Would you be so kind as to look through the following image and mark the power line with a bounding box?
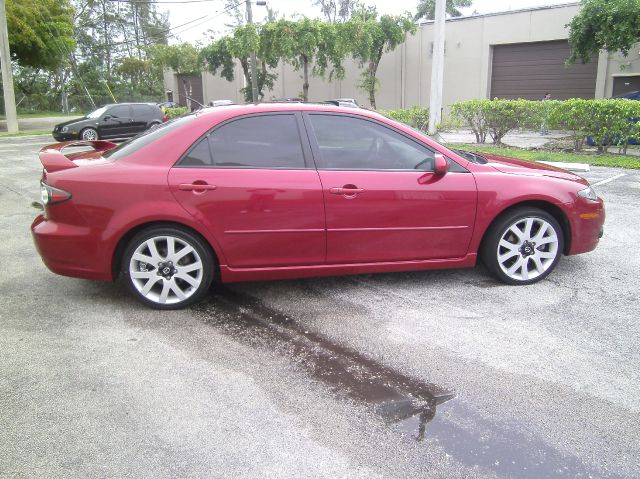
[106,0,219,3]
[32,0,96,107]
[106,0,245,48]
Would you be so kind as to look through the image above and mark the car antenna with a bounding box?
[185,96,205,109]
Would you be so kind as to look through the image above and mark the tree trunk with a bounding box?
[101,0,111,78]
[302,55,309,102]
[368,49,383,109]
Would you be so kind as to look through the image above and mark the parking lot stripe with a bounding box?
[592,173,626,187]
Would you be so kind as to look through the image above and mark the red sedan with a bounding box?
[32,103,605,309]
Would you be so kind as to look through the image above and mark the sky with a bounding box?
[162,0,577,45]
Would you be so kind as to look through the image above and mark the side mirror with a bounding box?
[434,154,448,175]
[103,115,111,121]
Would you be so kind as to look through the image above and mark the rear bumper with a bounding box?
[31,215,112,281]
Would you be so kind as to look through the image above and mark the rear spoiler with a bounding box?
[39,140,118,173]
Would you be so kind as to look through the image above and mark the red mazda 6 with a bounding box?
[32,103,605,309]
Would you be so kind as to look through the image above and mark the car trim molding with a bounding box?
[224,228,325,234]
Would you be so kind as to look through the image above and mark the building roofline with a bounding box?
[417,2,580,26]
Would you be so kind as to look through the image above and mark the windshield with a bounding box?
[103,113,197,160]
[87,106,108,119]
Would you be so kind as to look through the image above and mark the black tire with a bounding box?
[122,226,214,309]
[80,127,99,141]
[480,207,564,285]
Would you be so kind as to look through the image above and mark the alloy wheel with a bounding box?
[82,128,98,141]
[496,217,559,281]
[128,235,204,305]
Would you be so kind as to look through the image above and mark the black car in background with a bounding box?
[52,103,166,142]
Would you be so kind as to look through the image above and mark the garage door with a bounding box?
[490,40,598,100]
[613,76,640,97]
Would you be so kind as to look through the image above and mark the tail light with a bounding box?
[40,181,72,205]
[162,114,169,122]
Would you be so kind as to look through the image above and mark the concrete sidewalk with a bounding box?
[437,129,567,148]
[0,116,77,134]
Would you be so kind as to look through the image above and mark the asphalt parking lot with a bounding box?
[1,135,639,478]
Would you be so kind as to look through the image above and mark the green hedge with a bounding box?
[165,106,189,119]
[381,105,430,132]
[450,98,640,153]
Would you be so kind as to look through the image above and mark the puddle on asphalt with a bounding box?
[193,286,623,479]
[194,286,455,440]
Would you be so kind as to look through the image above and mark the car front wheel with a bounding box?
[481,207,564,285]
[81,127,98,141]
[122,226,214,309]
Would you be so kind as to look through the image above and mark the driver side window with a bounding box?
[308,114,435,171]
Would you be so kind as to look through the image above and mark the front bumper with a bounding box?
[567,197,605,255]
[52,131,79,142]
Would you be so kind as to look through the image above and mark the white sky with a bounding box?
[163,0,577,45]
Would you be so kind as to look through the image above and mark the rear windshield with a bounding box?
[103,114,196,160]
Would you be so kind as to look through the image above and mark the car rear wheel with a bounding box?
[122,226,214,309]
[481,207,564,285]
[81,128,98,141]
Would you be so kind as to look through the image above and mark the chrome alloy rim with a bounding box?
[129,236,203,305]
[82,129,97,140]
[497,217,559,281]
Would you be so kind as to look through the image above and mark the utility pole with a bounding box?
[246,0,259,103]
[0,0,18,134]
[428,0,446,135]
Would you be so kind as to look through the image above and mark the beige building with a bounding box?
[164,2,640,111]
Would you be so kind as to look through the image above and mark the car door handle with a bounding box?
[329,186,364,195]
[178,182,217,191]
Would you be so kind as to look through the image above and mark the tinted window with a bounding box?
[309,114,435,171]
[181,137,212,166]
[108,105,130,118]
[132,104,153,118]
[104,114,197,160]
[207,114,305,168]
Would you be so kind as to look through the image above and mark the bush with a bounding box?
[451,99,545,145]
[165,106,189,119]
[381,105,430,132]
[450,98,640,153]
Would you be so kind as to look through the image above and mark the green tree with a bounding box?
[347,13,415,109]
[567,0,640,64]
[200,24,277,101]
[314,0,364,23]
[6,0,75,70]
[261,18,346,101]
[414,0,472,21]
[148,43,201,75]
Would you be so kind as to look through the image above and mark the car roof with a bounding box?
[189,102,385,123]
[102,102,159,107]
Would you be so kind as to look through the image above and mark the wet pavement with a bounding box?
[1,136,639,478]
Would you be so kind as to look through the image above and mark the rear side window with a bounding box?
[181,137,212,166]
[132,104,154,118]
[205,114,305,168]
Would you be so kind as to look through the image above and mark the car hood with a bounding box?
[54,117,89,129]
[477,152,588,185]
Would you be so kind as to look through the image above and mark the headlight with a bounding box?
[61,126,69,133]
[578,186,598,201]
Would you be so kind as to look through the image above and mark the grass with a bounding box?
[0,112,78,119]
[449,143,640,169]
[0,130,50,138]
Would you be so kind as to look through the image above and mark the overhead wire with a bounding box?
[32,0,97,107]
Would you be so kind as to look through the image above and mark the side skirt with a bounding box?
[219,254,478,283]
